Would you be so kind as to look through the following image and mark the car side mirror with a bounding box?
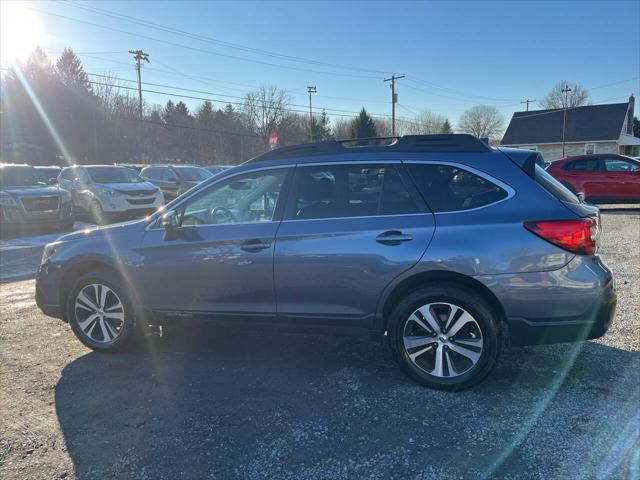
[577,192,585,203]
[161,211,181,240]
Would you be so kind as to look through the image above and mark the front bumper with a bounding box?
[1,202,74,227]
[476,255,616,346]
[99,193,164,214]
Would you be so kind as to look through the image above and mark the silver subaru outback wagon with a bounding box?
[35,135,616,390]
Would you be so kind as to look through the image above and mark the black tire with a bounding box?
[388,283,501,391]
[66,270,137,352]
[90,200,107,225]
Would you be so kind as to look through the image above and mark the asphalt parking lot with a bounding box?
[0,210,638,480]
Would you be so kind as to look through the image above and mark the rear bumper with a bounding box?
[476,254,616,346]
[506,286,616,345]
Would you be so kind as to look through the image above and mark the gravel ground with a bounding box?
[0,211,638,480]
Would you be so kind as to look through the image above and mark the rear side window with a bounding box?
[287,164,419,220]
[564,159,599,171]
[143,167,160,180]
[406,164,508,212]
[603,158,639,172]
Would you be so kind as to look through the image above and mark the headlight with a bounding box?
[41,242,63,264]
[94,187,117,197]
[0,192,17,207]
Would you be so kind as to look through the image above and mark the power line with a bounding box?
[62,0,394,76]
[307,86,317,142]
[21,4,384,80]
[520,98,535,111]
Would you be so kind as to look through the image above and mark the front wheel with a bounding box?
[388,283,501,390]
[67,271,137,351]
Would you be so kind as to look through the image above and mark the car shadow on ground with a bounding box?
[55,325,639,479]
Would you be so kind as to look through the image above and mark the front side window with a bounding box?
[406,163,508,212]
[178,169,287,226]
[286,164,419,220]
[174,166,212,182]
[603,158,639,172]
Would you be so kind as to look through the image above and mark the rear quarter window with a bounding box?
[406,163,508,212]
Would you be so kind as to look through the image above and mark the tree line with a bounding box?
[1,47,604,166]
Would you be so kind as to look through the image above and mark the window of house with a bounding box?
[287,164,419,220]
[406,164,508,212]
[584,144,596,155]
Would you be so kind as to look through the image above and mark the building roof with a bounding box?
[501,102,629,145]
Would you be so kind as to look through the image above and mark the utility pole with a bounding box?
[129,50,150,163]
[561,84,572,157]
[521,98,535,112]
[384,74,405,137]
[307,86,317,142]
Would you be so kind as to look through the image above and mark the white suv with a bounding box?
[58,165,164,224]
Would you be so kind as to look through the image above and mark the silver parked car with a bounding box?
[0,164,74,231]
[58,165,164,224]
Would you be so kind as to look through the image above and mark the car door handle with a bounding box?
[376,231,413,245]
[240,239,271,252]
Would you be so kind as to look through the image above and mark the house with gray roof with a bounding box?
[500,95,639,161]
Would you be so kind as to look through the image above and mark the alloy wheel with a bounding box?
[74,283,125,343]
[402,302,483,378]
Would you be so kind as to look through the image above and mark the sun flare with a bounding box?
[0,1,47,64]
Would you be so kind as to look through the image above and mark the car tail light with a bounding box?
[524,218,598,254]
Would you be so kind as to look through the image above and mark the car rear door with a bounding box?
[273,162,434,327]
[562,158,602,198]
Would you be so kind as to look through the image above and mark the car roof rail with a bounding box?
[247,134,491,163]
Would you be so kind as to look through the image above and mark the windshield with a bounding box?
[0,166,49,187]
[87,167,144,184]
[175,167,213,182]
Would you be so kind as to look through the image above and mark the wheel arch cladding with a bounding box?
[380,270,507,332]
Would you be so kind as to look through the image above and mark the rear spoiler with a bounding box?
[497,147,539,179]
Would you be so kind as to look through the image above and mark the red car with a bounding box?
[546,154,640,203]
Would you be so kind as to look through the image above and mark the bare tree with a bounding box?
[332,118,352,139]
[397,109,449,135]
[539,81,590,109]
[457,105,505,141]
[242,85,291,148]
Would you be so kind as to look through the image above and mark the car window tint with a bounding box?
[569,159,599,172]
[143,168,159,180]
[407,164,508,212]
[61,168,75,181]
[603,158,638,172]
[288,164,418,220]
[179,169,287,226]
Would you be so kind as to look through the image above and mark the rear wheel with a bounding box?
[388,283,501,390]
[67,271,137,351]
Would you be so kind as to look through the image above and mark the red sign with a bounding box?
[269,132,278,148]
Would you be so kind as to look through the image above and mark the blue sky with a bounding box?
[2,0,639,126]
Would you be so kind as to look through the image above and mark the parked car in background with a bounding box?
[141,165,213,201]
[58,165,164,224]
[34,165,62,185]
[117,163,145,173]
[35,135,615,390]
[0,164,74,231]
[546,154,640,203]
[204,164,234,176]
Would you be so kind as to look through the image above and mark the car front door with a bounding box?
[274,162,434,327]
[138,167,292,319]
[562,158,601,198]
[600,157,640,199]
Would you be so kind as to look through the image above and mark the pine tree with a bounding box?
[441,119,453,134]
[311,110,333,141]
[56,48,91,93]
[349,108,377,139]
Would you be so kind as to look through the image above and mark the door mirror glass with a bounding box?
[577,192,585,203]
[161,210,181,229]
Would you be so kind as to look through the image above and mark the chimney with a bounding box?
[628,94,635,135]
